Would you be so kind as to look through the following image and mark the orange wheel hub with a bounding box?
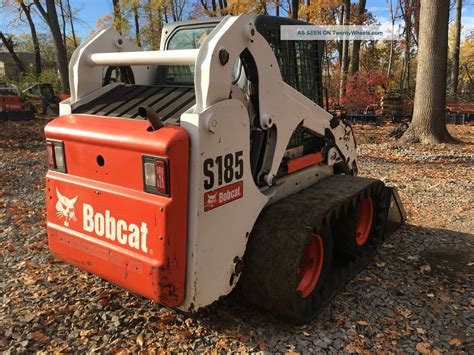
[297,234,324,297]
[355,197,374,246]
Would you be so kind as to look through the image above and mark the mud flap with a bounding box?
[382,187,406,238]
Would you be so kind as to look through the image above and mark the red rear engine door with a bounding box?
[44,115,189,307]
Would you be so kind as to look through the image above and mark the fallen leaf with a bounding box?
[427,293,435,298]
[357,320,370,326]
[23,279,36,285]
[448,338,462,347]
[376,262,386,268]
[160,315,175,325]
[416,327,426,335]
[396,306,412,319]
[439,294,451,302]
[79,329,94,337]
[30,331,48,342]
[239,335,251,342]
[416,342,431,354]
[420,264,431,274]
[303,331,311,336]
[136,334,144,347]
[257,339,267,351]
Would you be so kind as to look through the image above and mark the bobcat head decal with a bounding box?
[56,188,78,227]
[206,193,217,206]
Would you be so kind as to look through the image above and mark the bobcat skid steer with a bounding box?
[45,15,405,323]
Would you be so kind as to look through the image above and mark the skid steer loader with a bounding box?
[44,15,405,323]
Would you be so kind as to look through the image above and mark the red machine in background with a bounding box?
[0,84,34,121]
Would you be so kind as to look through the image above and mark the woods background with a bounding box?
[0,0,472,114]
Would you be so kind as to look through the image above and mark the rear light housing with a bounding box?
[46,140,66,173]
[142,155,170,196]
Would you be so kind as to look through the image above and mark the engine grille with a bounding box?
[73,84,196,122]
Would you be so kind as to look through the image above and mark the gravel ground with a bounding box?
[1,118,473,353]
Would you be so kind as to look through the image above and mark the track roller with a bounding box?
[333,183,385,259]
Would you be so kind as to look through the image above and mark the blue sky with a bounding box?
[1,0,473,40]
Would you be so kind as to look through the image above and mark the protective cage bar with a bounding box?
[87,49,199,66]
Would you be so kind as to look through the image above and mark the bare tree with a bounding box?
[386,0,400,78]
[399,0,413,91]
[19,1,42,75]
[58,0,67,50]
[350,0,366,75]
[33,0,69,92]
[65,0,77,48]
[401,0,455,144]
[0,32,26,74]
[339,0,350,98]
[412,0,420,44]
[450,0,462,98]
[218,0,227,15]
[211,0,217,14]
[200,0,214,16]
[275,0,280,16]
[174,0,187,21]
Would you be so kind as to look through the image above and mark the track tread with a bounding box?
[239,175,389,323]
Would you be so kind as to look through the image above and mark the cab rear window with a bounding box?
[163,25,241,85]
[163,26,214,84]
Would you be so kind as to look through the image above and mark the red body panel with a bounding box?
[44,115,189,307]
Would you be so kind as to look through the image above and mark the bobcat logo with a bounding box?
[206,193,217,206]
[56,188,78,227]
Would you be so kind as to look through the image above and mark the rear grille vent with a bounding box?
[73,84,196,122]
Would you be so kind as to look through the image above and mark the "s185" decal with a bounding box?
[203,151,243,190]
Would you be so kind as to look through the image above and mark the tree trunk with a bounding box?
[291,0,299,19]
[211,0,217,15]
[218,0,226,15]
[386,0,399,79]
[20,2,42,76]
[401,0,455,144]
[66,0,78,48]
[400,0,412,92]
[34,0,70,92]
[275,0,279,16]
[0,32,26,74]
[450,0,462,99]
[350,0,366,75]
[59,0,67,50]
[412,0,420,45]
[339,0,350,98]
[133,2,141,46]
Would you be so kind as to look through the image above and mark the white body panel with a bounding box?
[65,15,358,311]
[181,100,268,309]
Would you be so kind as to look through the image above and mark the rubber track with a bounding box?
[240,174,390,323]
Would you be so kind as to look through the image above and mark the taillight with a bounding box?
[143,156,170,196]
[46,140,66,173]
[46,141,55,169]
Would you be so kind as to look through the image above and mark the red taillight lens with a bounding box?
[143,156,169,196]
[46,140,66,172]
[46,141,56,169]
[155,160,168,195]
